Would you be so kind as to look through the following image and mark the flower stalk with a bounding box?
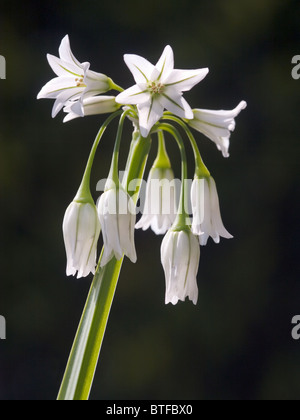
[57,131,151,400]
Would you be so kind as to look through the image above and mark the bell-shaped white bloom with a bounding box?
[97,186,137,267]
[191,176,233,245]
[116,45,209,137]
[63,201,101,278]
[161,228,200,305]
[63,96,120,122]
[37,35,111,118]
[136,167,177,235]
[188,101,247,157]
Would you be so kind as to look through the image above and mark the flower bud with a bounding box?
[136,166,177,235]
[63,201,101,278]
[63,96,120,122]
[191,176,233,245]
[161,228,200,305]
[97,186,137,267]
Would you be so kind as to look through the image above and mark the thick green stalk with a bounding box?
[57,132,151,401]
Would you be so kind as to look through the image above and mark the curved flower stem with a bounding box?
[162,113,210,179]
[108,109,132,187]
[57,131,151,401]
[74,110,123,202]
[108,78,124,93]
[157,123,189,231]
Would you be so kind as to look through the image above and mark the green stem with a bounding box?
[74,110,123,202]
[107,110,131,187]
[108,78,124,93]
[157,123,189,231]
[162,114,210,179]
[153,131,172,169]
[57,131,152,401]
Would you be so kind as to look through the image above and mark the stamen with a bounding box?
[75,76,86,88]
[148,80,165,95]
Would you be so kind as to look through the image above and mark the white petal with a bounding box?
[200,178,213,245]
[189,101,247,157]
[63,111,80,123]
[67,99,84,118]
[37,76,80,99]
[124,54,155,84]
[47,54,84,78]
[84,68,111,96]
[116,84,150,105]
[186,233,200,305]
[58,35,82,69]
[137,99,164,138]
[136,167,176,236]
[191,178,205,236]
[159,89,193,119]
[135,214,152,231]
[209,177,233,241]
[192,101,247,131]
[165,68,209,92]
[117,190,136,262]
[98,193,122,266]
[155,45,174,82]
[63,201,100,278]
[51,88,83,117]
[63,96,119,122]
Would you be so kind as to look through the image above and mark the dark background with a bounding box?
[0,0,300,400]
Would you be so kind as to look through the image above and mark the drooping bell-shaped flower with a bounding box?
[37,35,112,118]
[191,176,233,245]
[97,184,137,267]
[136,166,177,235]
[116,45,209,137]
[63,201,101,278]
[188,101,247,157]
[161,228,200,305]
[136,133,177,235]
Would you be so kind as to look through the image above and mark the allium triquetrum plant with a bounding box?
[37,35,246,400]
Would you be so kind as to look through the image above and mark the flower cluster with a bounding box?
[38,36,246,305]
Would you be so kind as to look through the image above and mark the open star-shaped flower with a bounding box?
[37,35,111,118]
[116,46,209,137]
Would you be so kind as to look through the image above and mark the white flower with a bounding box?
[63,201,101,278]
[63,96,120,122]
[97,186,137,267]
[161,229,200,305]
[135,167,177,235]
[37,35,111,118]
[191,176,233,245]
[188,101,247,157]
[115,45,209,137]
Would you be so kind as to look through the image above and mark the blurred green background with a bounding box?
[1,0,300,400]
